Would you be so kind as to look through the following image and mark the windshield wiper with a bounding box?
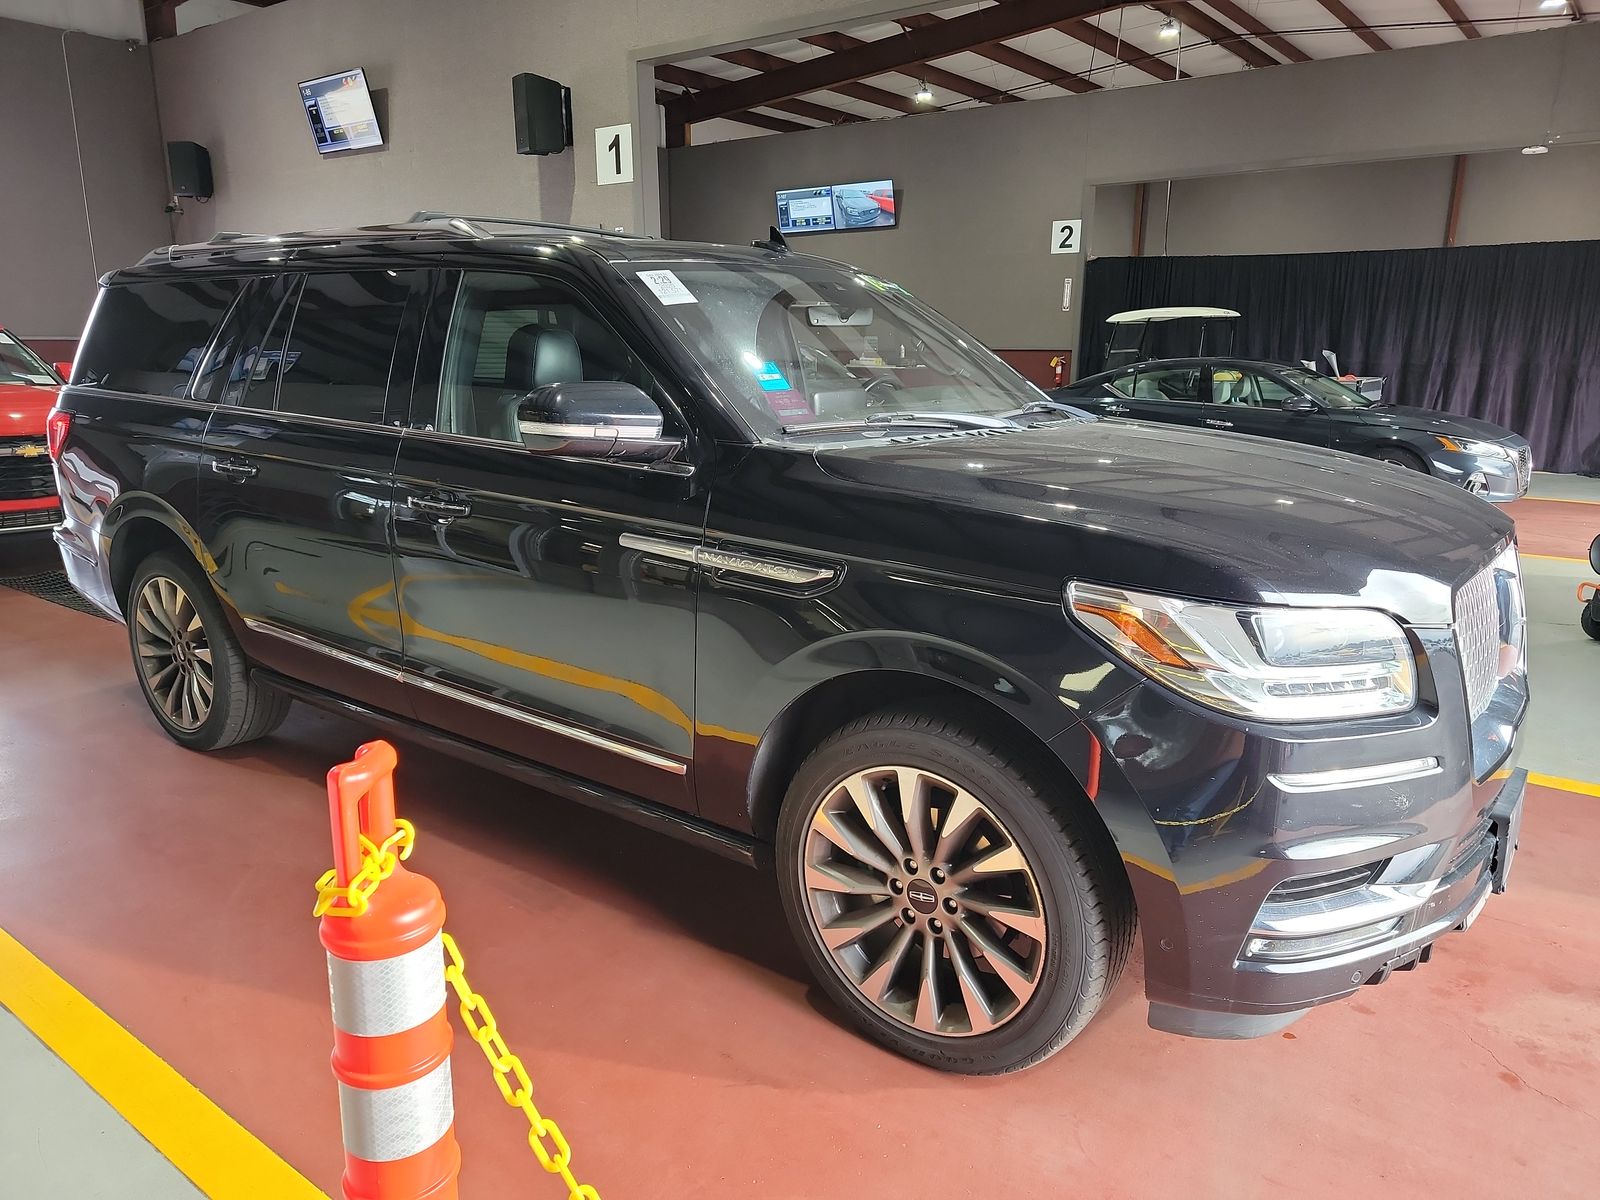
[782,412,1015,436]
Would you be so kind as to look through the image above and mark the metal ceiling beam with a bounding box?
[1055,16,1188,82]
[1433,0,1482,40]
[656,64,862,125]
[1312,0,1392,53]
[655,90,807,135]
[1200,0,1313,64]
[716,47,920,116]
[800,30,1021,105]
[676,0,1115,125]
[897,12,1099,94]
[1148,2,1280,68]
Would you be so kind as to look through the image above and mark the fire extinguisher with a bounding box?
[1049,355,1066,389]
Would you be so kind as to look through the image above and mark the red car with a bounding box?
[0,326,66,534]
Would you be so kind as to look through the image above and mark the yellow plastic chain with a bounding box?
[442,932,601,1200]
[312,821,416,917]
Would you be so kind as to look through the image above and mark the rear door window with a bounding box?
[222,277,303,410]
[1127,367,1201,402]
[75,278,243,397]
[273,271,417,424]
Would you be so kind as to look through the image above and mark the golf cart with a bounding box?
[1103,306,1239,369]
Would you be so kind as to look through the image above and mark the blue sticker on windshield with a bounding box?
[755,361,793,392]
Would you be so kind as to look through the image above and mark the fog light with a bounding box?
[1244,918,1401,962]
[1465,473,1488,495]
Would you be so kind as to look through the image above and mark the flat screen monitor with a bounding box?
[775,179,896,234]
[299,68,383,154]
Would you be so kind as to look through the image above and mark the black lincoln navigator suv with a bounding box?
[49,215,1528,1073]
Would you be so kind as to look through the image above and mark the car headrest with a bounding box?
[505,325,583,391]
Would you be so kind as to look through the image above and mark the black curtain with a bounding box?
[1080,242,1600,474]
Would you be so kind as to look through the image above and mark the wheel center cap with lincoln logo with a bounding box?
[906,879,938,914]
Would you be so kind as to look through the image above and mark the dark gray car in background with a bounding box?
[1055,357,1533,502]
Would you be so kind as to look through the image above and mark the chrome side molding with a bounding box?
[243,617,405,681]
[242,617,686,775]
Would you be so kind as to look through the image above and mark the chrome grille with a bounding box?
[1455,565,1499,718]
[1513,445,1532,490]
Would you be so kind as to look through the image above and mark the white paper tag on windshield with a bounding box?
[638,269,697,305]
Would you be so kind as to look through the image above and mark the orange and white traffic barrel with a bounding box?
[317,741,461,1200]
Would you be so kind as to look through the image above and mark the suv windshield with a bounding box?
[623,261,1039,437]
[0,329,59,386]
[1281,368,1374,409]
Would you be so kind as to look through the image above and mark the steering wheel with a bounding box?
[864,376,902,404]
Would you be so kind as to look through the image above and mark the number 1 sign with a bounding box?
[595,123,634,185]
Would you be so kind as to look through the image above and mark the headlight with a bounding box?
[1436,435,1509,459]
[1067,582,1416,721]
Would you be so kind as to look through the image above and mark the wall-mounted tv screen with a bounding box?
[299,68,383,154]
[775,179,896,234]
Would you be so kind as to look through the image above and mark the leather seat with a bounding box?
[486,325,584,442]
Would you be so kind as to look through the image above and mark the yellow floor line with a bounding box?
[1522,494,1600,506]
[0,927,326,1200]
[1519,552,1588,565]
[1528,772,1600,799]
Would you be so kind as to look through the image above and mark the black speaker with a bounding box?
[168,141,213,199]
[512,73,571,156]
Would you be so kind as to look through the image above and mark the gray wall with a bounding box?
[668,22,1600,353]
[0,18,171,339]
[1457,144,1600,246]
[1093,145,1600,259]
[147,0,921,244]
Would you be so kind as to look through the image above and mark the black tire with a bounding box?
[775,708,1135,1074]
[126,550,290,750]
[1370,446,1430,474]
[1582,600,1600,641]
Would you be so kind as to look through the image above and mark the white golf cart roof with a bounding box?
[1106,306,1240,323]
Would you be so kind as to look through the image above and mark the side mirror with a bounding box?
[518,381,678,462]
[1281,395,1318,413]
[53,361,73,382]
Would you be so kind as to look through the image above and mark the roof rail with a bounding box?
[408,211,653,239]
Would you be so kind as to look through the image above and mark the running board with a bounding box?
[252,669,759,867]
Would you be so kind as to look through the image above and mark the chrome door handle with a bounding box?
[211,457,258,480]
[406,493,472,519]
[1204,419,1234,429]
[1103,404,1129,414]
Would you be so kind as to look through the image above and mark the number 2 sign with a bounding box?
[595,123,634,185]
[1049,219,1082,254]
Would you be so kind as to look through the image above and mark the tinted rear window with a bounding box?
[273,271,413,423]
[75,278,243,397]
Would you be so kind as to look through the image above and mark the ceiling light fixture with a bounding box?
[1521,144,1550,155]
[914,81,934,104]
[1158,17,1181,39]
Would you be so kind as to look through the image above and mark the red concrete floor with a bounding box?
[2,555,1599,1198]
[1504,498,1598,560]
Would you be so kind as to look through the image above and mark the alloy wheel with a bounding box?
[800,765,1047,1037]
[134,575,214,731]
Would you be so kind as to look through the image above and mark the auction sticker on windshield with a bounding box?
[637,269,697,305]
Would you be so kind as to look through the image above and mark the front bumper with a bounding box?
[1080,612,1527,1040]
[1430,443,1531,503]
[0,497,60,535]
[1149,765,1524,1038]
